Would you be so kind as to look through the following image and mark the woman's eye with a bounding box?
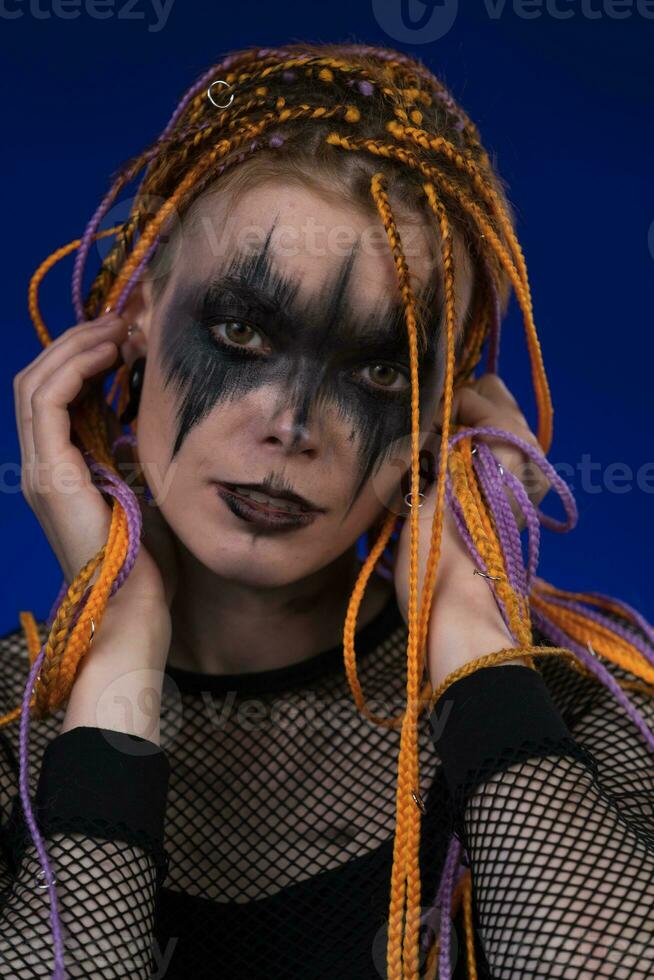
[358,363,410,394]
[209,320,268,353]
[207,326,408,394]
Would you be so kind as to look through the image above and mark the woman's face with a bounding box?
[128,177,472,588]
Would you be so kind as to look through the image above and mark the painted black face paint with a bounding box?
[158,219,444,518]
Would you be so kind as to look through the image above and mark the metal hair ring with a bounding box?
[412,790,427,814]
[207,79,235,109]
[36,869,57,889]
[404,491,425,509]
[31,619,95,696]
[472,568,503,582]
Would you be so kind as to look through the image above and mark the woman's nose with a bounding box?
[260,405,320,457]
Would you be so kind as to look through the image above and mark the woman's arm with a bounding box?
[429,575,654,978]
[0,610,172,978]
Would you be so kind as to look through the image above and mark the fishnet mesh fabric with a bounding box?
[0,830,159,978]
[0,600,651,978]
[450,651,654,979]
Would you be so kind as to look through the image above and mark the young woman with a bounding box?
[2,41,653,979]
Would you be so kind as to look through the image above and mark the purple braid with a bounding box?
[535,592,654,672]
[437,425,578,641]
[420,832,466,966]
[530,606,654,754]
[21,462,143,979]
[436,833,464,977]
[499,466,543,593]
[104,132,274,321]
[473,441,527,595]
[591,593,654,647]
[422,424,654,979]
[71,49,241,321]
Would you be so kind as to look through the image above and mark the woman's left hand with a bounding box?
[448,372,551,534]
[393,372,548,688]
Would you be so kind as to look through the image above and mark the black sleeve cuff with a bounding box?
[428,664,574,804]
[34,725,170,848]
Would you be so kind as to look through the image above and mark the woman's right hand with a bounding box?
[13,310,178,664]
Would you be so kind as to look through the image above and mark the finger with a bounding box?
[16,317,127,467]
[452,385,498,427]
[18,313,127,390]
[447,388,543,479]
[431,376,493,433]
[14,312,119,384]
[456,384,532,433]
[470,372,524,416]
[14,312,127,462]
[27,343,120,482]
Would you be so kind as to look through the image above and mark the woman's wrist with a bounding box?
[60,599,171,742]
[428,552,527,689]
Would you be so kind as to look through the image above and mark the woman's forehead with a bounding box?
[155,177,473,346]
[179,179,438,293]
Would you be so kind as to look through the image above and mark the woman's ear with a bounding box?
[117,279,151,367]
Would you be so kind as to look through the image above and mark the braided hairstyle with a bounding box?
[10,41,654,979]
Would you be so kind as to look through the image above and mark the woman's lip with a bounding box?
[214,482,319,528]
[216,481,318,513]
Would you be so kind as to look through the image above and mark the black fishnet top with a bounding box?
[0,590,652,978]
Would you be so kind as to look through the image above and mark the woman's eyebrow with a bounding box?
[192,274,433,359]
[197,274,289,321]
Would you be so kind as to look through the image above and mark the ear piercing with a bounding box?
[404,491,426,509]
[119,356,147,425]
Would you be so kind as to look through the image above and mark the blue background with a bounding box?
[2,0,653,633]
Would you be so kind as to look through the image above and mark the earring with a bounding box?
[119,356,146,425]
[404,491,425,509]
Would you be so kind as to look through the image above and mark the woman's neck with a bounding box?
[166,543,395,676]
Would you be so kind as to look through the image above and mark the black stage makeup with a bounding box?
[158,219,445,518]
